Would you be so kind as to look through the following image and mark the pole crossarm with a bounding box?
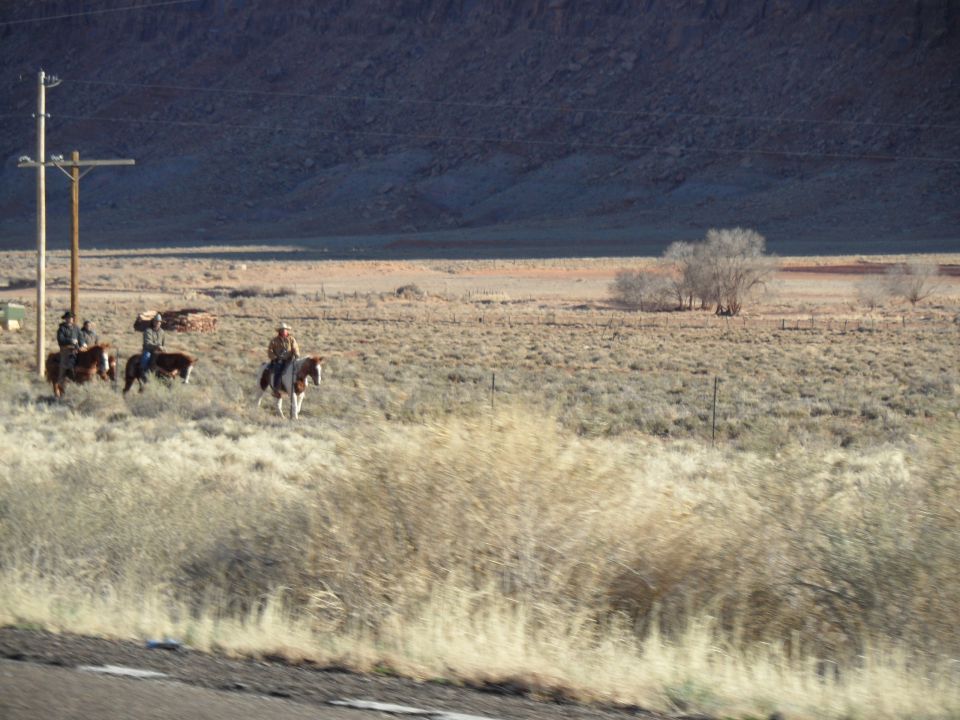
[18,159,135,168]
[57,159,136,167]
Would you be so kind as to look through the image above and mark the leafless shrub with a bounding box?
[884,260,942,307]
[395,284,425,300]
[610,270,673,311]
[229,286,297,299]
[857,276,889,310]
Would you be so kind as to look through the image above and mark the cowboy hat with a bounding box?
[276,322,291,331]
[153,313,163,322]
[61,311,75,319]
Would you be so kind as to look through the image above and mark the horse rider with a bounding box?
[80,319,98,347]
[56,311,85,384]
[140,313,166,380]
[267,322,300,389]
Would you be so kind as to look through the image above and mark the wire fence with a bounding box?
[220,302,959,334]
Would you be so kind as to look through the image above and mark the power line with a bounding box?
[0,0,200,27]
[66,78,960,131]
[50,111,960,163]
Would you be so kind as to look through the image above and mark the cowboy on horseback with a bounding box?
[56,311,85,385]
[267,322,300,390]
[140,313,165,381]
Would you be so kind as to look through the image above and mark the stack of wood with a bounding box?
[134,309,218,333]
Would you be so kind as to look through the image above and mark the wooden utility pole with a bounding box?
[51,152,135,318]
[19,69,135,378]
[16,70,60,378]
[37,72,47,379]
[70,150,80,316]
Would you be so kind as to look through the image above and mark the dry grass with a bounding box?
[0,382,958,717]
[0,250,959,718]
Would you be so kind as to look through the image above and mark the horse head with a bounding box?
[95,344,111,376]
[298,356,323,386]
[308,356,323,385]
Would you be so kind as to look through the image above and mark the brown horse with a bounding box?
[123,351,197,393]
[256,355,323,419]
[45,344,116,398]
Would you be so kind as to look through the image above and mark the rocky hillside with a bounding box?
[1,0,958,256]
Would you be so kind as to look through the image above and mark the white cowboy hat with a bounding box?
[276,322,291,331]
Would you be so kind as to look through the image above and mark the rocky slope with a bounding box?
[1,0,958,255]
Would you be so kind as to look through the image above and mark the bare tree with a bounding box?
[702,228,776,316]
[883,260,942,307]
[663,241,697,310]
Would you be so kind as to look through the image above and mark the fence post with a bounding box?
[711,376,720,446]
[491,372,496,411]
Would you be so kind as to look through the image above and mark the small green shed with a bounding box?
[0,302,26,331]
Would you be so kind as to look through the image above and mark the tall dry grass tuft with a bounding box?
[1,363,959,718]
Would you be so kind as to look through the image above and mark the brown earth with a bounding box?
[0,628,668,720]
[781,263,960,277]
[2,250,960,320]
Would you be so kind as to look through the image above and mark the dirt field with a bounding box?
[2,247,958,314]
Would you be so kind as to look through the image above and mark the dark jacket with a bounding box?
[57,322,82,349]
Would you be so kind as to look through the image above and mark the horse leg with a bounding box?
[182,364,193,384]
[275,395,284,418]
[296,391,305,419]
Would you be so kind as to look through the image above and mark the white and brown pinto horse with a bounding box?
[256,356,323,420]
[123,351,197,393]
[45,344,116,398]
